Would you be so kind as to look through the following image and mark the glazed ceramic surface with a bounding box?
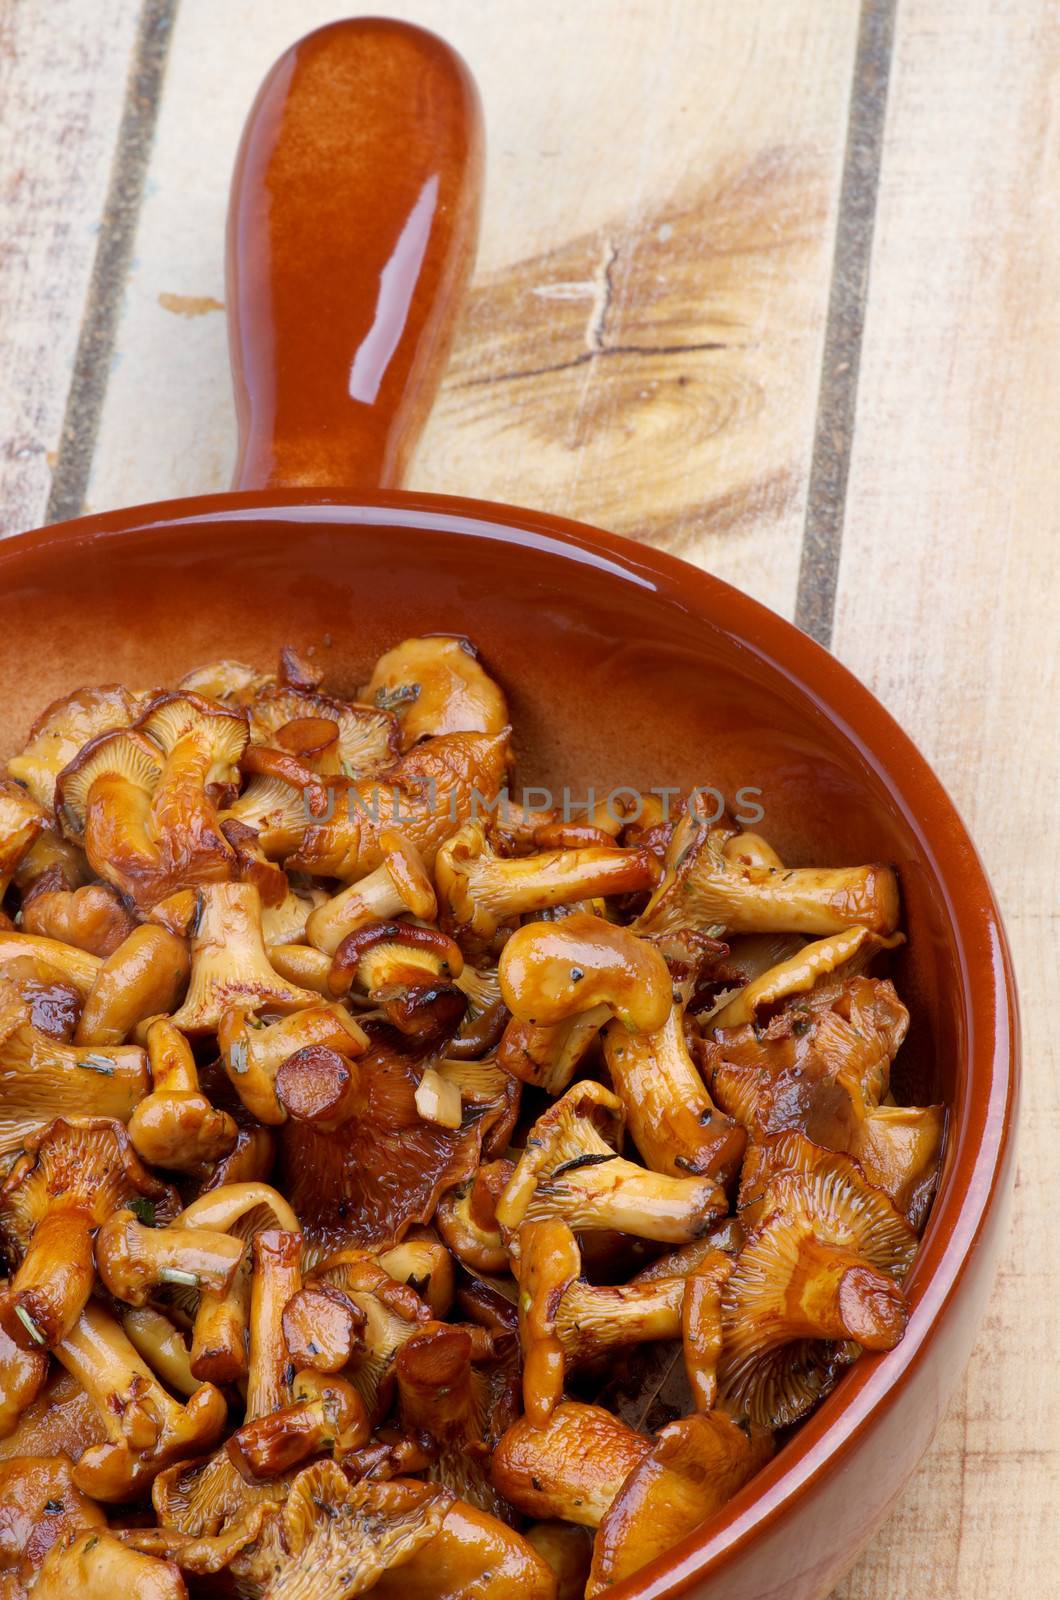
[0,20,1017,1600]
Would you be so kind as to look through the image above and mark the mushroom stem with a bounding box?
[246,1229,302,1421]
[394,1323,474,1436]
[491,1402,652,1527]
[228,1373,369,1479]
[96,1211,245,1307]
[177,1183,298,1386]
[176,1181,299,1235]
[75,925,190,1046]
[306,829,437,955]
[190,1253,253,1385]
[128,1020,237,1171]
[798,1244,908,1349]
[0,1308,49,1434]
[437,828,660,943]
[2,1209,95,1348]
[603,1003,745,1183]
[121,1307,199,1397]
[55,1300,226,1501]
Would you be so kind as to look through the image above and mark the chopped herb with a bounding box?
[673,1154,701,1173]
[158,1267,199,1287]
[78,1054,115,1076]
[374,682,421,711]
[229,1037,249,1074]
[551,1152,618,1178]
[190,891,205,935]
[42,1499,63,1514]
[569,966,585,983]
[128,1196,157,1227]
[13,1305,46,1345]
[83,1535,100,1553]
[792,1019,810,1037]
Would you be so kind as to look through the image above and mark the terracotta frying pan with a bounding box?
[0,20,1017,1600]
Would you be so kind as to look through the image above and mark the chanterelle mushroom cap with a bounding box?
[0,1453,107,1588]
[361,635,509,750]
[314,1251,433,1422]
[7,683,144,810]
[636,808,900,941]
[500,913,671,1033]
[496,913,672,1096]
[279,1038,513,1259]
[248,683,399,775]
[0,1299,50,1436]
[222,754,317,860]
[127,1018,238,1172]
[57,1299,227,1501]
[178,657,269,703]
[491,1401,652,1528]
[437,829,660,949]
[234,1460,451,1600]
[0,1117,177,1350]
[0,1365,105,1466]
[0,980,149,1162]
[218,1000,366,1125]
[21,876,138,959]
[717,1144,918,1428]
[32,1527,188,1600]
[517,1219,688,1423]
[56,693,249,909]
[710,925,902,1030]
[168,883,320,1033]
[497,1082,726,1246]
[435,1160,513,1273]
[227,1370,370,1479]
[587,1410,775,1595]
[306,829,437,955]
[701,971,939,1221]
[370,1493,559,1600]
[701,971,910,1132]
[0,780,48,898]
[286,729,511,881]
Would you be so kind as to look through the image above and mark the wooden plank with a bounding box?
[84,0,862,618]
[830,2,1060,1594]
[0,0,143,537]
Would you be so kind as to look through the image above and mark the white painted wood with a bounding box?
[83,0,861,619]
[0,0,142,535]
[832,3,1059,1593]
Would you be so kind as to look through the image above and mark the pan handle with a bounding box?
[226,18,483,493]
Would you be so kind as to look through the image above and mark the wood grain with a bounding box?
[0,0,142,537]
[81,0,861,618]
[831,2,1060,1593]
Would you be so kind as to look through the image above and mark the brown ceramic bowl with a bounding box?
[0,20,1017,1600]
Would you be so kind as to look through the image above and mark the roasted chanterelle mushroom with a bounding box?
[0,640,941,1594]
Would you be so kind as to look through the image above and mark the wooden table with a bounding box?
[1,2,1055,1593]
